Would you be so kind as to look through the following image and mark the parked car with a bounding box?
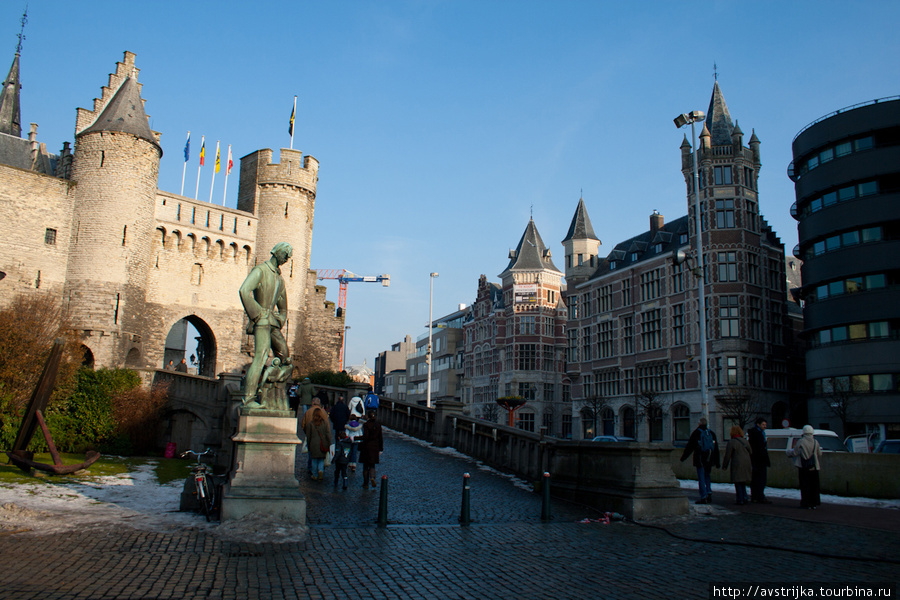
[765,428,846,452]
[591,435,636,443]
[874,440,900,454]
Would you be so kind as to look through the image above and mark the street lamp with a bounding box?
[674,110,709,424]
[426,272,438,408]
[342,325,350,371]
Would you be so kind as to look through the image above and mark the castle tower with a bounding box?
[65,52,162,367]
[561,197,600,286]
[237,147,319,356]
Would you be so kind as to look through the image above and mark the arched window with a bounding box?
[622,406,635,439]
[601,407,615,436]
[672,404,691,443]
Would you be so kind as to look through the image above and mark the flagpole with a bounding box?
[290,95,297,150]
[181,131,190,196]
[195,135,205,200]
[222,144,232,206]
[209,140,219,203]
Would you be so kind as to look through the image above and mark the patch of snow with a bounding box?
[677,479,900,509]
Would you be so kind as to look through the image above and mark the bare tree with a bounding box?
[820,378,866,437]
[635,389,670,442]
[716,387,761,431]
[480,402,500,424]
[580,395,608,438]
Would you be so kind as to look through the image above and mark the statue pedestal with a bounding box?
[220,409,306,524]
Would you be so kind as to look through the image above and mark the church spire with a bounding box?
[704,81,734,146]
[0,52,22,137]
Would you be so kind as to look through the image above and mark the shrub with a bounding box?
[305,370,353,388]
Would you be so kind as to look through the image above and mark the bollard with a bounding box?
[459,473,471,526]
[541,472,552,522]
[377,475,389,527]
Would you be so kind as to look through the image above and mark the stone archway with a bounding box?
[164,315,218,377]
[81,345,95,369]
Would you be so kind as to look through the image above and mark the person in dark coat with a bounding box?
[679,417,720,504]
[303,405,332,481]
[747,417,771,503]
[359,410,384,489]
[329,395,350,440]
[721,425,753,505]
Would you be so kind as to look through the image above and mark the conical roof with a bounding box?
[705,81,734,146]
[78,76,161,153]
[0,53,22,137]
[501,218,561,276]
[562,197,599,243]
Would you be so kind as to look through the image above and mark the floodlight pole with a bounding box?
[675,111,710,424]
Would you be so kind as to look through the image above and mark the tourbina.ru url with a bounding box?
[709,584,895,599]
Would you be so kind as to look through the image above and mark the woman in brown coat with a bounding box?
[721,425,753,505]
[303,406,332,481]
[359,410,384,489]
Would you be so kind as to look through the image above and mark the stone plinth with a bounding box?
[220,409,306,524]
[549,442,689,520]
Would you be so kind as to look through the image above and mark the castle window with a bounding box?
[122,225,127,246]
[719,295,739,337]
[44,228,57,245]
[714,166,733,185]
[717,251,738,282]
[191,207,196,224]
[191,263,203,286]
[715,199,735,229]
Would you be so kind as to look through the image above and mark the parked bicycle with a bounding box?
[181,448,217,521]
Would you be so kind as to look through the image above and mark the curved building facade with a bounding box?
[790,97,900,438]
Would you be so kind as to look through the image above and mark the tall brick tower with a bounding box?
[65,52,162,367]
[237,147,319,356]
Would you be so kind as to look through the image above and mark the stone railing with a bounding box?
[377,397,688,519]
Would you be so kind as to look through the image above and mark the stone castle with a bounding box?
[0,50,344,377]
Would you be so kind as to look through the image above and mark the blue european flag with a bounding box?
[184,134,190,163]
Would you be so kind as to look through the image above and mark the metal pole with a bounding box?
[459,473,471,525]
[377,475,388,526]
[541,472,552,521]
[426,272,438,408]
[691,119,710,424]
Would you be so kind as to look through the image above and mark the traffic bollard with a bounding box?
[541,472,552,522]
[459,473,471,526]
[377,475,388,527]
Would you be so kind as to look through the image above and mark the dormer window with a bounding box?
[631,252,639,261]
[653,243,663,254]
[609,261,617,270]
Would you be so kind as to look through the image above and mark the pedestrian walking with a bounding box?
[345,418,363,472]
[301,398,323,478]
[787,425,823,509]
[333,431,352,489]
[721,425,753,505]
[348,395,365,420]
[297,377,316,414]
[330,395,350,440]
[364,390,380,413]
[680,417,720,504]
[303,405,332,481]
[747,417,772,503]
[175,358,188,372]
[359,409,384,489]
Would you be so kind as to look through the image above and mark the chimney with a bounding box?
[650,210,664,234]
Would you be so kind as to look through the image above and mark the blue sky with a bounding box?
[5,1,899,369]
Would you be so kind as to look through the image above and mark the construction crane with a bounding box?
[315,269,390,366]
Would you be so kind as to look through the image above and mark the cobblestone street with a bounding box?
[0,429,896,600]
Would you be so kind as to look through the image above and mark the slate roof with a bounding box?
[705,81,734,146]
[78,76,162,154]
[500,219,561,277]
[0,53,21,137]
[586,214,690,283]
[562,197,599,243]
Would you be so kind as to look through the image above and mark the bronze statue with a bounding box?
[239,242,293,408]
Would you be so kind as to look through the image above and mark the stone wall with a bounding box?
[0,163,73,307]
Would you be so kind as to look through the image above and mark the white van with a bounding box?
[764,428,846,452]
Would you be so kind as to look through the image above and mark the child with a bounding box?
[345,419,363,472]
[333,431,352,490]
